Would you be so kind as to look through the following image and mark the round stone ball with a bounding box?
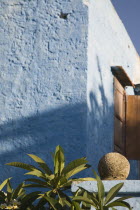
[98,152,130,180]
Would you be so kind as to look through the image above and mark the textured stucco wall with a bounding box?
[87,0,140,179]
[0,0,88,183]
[0,0,140,183]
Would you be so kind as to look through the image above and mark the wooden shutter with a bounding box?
[112,66,135,157]
[126,96,140,160]
[112,66,140,160]
[114,78,126,154]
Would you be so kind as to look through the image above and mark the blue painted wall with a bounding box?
[0,0,140,182]
[0,0,88,183]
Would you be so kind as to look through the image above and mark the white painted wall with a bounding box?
[86,0,140,179]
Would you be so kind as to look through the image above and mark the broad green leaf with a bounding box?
[107,201,131,209]
[45,190,53,197]
[57,177,68,187]
[28,154,52,175]
[93,191,98,196]
[74,188,85,197]
[71,201,81,210]
[65,164,90,179]
[83,190,88,198]
[59,149,65,173]
[73,196,97,207]
[25,178,50,186]
[81,190,93,209]
[43,195,62,210]
[104,183,124,205]
[54,152,59,175]
[81,201,91,209]
[6,180,13,202]
[11,182,25,199]
[114,196,133,202]
[21,191,41,206]
[54,146,65,175]
[24,184,49,188]
[38,190,52,199]
[17,188,26,199]
[86,192,99,207]
[54,145,61,173]
[93,170,105,202]
[49,175,61,189]
[6,162,37,171]
[63,197,72,208]
[7,179,12,194]
[57,190,66,207]
[62,157,88,177]
[0,178,11,191]
[25,169,46,179]
[36,194,44,199]
[45,174,55,181]
[59,179,72,189]
[72,177,96,181]
[57,190,72,207]
[80,188,98,206]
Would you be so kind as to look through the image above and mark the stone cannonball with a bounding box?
[98,152,130,180]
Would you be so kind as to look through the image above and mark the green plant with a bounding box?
[6,145,95,209]
[0,178,40,210]
[72,171,132,210]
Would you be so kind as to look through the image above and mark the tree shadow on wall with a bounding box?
[0,103,87,185]
[87,56,137,179]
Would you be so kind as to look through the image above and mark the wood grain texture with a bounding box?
[114,78,126,154]
[126,96,140,160]
[111,66,134,87]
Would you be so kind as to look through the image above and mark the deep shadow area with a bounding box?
[0,103,87,185]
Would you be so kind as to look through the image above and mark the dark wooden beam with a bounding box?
[111,66,135,88]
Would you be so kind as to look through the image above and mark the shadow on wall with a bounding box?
[0,63,137,183]
[87,56,138,179]
[0,103,87,185]
[87,56,114,177]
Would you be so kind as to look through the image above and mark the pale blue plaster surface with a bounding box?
[0,0,140,184]
[0,0,88,183]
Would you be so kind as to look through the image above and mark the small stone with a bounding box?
[98,152,130,180]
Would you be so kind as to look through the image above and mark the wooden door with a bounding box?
[114,78,126,155]
[126,96,140,160]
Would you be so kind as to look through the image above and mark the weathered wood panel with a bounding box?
[114,78,126,154]
[126,96,140,160]
[111,66,134,87]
